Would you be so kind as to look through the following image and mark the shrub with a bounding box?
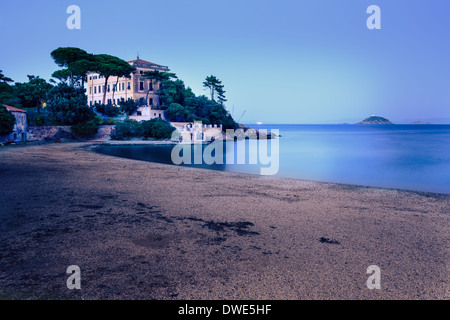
[118,99,138,115]
[111,118,175,140]
[102,118,118,125]
[141,118,175,139]
[0,105,15,136]
[111,119,142,140]
[35,115,46,126]
[71,116,102,137]
[47,84,94,125]
[95,103,121,117]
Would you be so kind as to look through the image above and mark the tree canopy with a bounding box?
[93,54,136,105]
[203,75,226,104]
[142,70,177,107]
[0,105,16,136]
[50,47,96,87]
[13,75,53,113]
[163,75,235,129]
[0,70,20,108]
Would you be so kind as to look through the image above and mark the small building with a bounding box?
[129,107,165,122]
[171,121,223,143]
[0,105,28,143]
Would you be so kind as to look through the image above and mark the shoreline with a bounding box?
[92,141,450,197]
[0,142,448,299]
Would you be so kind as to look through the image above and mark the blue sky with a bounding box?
[0,0,449,123]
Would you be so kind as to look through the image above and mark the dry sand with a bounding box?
[0,142,448,299]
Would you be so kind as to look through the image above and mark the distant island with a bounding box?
[357,116,393,125]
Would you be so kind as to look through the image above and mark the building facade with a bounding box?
[0,105,28,143]
[86,58,169,120]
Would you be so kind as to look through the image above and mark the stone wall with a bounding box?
[27,126,74,142]
[26,125,115,142]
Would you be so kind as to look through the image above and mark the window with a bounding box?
[89,87,92,94]
[140,70,143,75]
[113,84,116,92]
[149,98,153,106]
[99,86,101,93]
[140,82,144,91]
[107,85,110,92]
[127,82,130,90]
[137,111,142,116]
[94,86,97,94]
[102,85,105,93]
[149,82,153,91]
[122,83,125,91]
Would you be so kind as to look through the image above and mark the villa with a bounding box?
[0,105,28,143]
[86,57,169,121]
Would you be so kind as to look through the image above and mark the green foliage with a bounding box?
[13,75,53,111]
[118,99,138,115]
[47,83,94,125]
[35,115,46,126]
[0,105,16,136]
[51,47,90,68]
[165,103,194,122]
[50,47,96,87]
[93,54,135,79]
[111,119,143,140]
[0,70,13,83]
[142,70,178,108]
[136,97,147,107]
[159,79,194,107]
[203,75,225,103]
[24,108,56,126]
[141,118,176,139]
[93,54,136,104]
[102,118,118,125]
[162,77,236,129]
[71,116,102,137]
[111,118,175,140]
[0,82,20,108]
[51,48,135,107]
[95,103,121,117]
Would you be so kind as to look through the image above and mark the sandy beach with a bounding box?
[0,141,448,300]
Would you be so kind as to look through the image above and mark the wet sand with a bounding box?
[0,142,448,299]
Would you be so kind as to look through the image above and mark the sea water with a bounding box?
[96,124,450,194]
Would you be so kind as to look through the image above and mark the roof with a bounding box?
[127,58,159,66]
[127,58,169,71]
[2,105,27,113]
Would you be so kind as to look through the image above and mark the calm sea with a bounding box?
[96,124,450,194]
